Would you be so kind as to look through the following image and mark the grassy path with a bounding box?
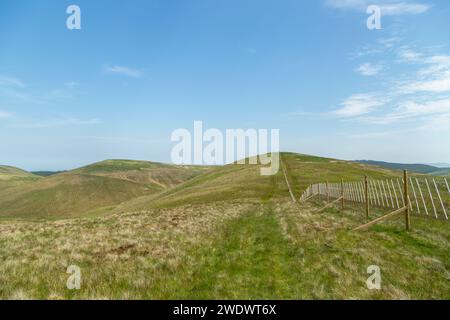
[162,205,305,299]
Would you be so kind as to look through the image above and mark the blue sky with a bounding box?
[1,0,450,170]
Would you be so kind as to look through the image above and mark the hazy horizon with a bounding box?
[2,151,450,173]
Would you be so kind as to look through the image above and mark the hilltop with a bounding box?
[114,153,405,214]
[0,159,210,219]
[356,160,450,175]
[0,152,447,299]
[0,155,419,219]
[0,165,40,181]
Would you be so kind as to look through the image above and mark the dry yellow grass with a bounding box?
[0,154,448,299]
[0,200,257,299]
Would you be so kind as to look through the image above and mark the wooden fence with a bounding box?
[299,172,449,230]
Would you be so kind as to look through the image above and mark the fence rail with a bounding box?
[300,174,449,222]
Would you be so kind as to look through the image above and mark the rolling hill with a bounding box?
[0,153,447,299]
[0,160,210,219]
[114,153,406,214]
[431,168,450,176]
[356,160,450,175]
[0,165,40,181]
[0,166,42,194]
[0,155,414,220]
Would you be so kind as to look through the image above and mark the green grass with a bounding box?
[0,160,210,219]
[0,153,448,299]
[155,205,304,299]
[0,165,40,181]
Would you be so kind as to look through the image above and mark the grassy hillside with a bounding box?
[0,153,450,299]
[113,161,286,213]
[114,153,406,214]
[0,165,40,181]
[0,160,210,220]
[71,159,209,187]
[431,168,450,176]
[0,153,448,299]
[0,166,41,195]
[356,160,450,175]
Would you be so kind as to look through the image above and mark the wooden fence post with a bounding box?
[341,178,344,210]
[364,176,369,218]
[404,170,411,231]
[326,181,329,203]
[318,184,321,202]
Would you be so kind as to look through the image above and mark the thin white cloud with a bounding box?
[398,49,423,62]
[402,72,450,93]
[339,41,450,126]
[380,2,429,15]
[9,117,101,129]
[356,63,382,76]
[378,37,402,48]
[398,55,450,94]
[0,75,25,88]
[324,0,430,15]
[394,98,450,117]
[357,98,450,125]
[104,65,142,78]
[352,37,401,58]
[0,111,12,119]
[0,76,79,105]
[333,93,389,117]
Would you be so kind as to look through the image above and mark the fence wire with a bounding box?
[300,176,449,220]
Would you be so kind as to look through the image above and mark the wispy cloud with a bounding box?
[324,0,430,15]
[9,117,101,129]
[378,37,402,48]
[397,49,423,62]
[401,72,450,93]
[0,75,80,105]
[397,51,450,94]
[333,93,390,117]
[0,111,12,119]
[379,2,429,15]
[0,75,25,88]
[356,62,382,76]
[394,98,450,117]
[355,98,450,125]
[104,65,142,78]
[352,38,401,59]
[335,33,450,130]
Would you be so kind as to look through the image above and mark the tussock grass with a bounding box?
[0,153,448,299]
[283,199,450,299]
[0,201,255,299]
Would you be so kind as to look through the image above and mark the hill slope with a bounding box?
[0,153,447,299]
[0,165,40,181]
[114,153,405,214]
[356,160,450,175]
[0,166,41,195]
[0,160,210,219]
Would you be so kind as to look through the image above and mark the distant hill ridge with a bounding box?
[1,154,449,220]
[0,159,210,219]
[356,160,450,175]
[32,171,67,177]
